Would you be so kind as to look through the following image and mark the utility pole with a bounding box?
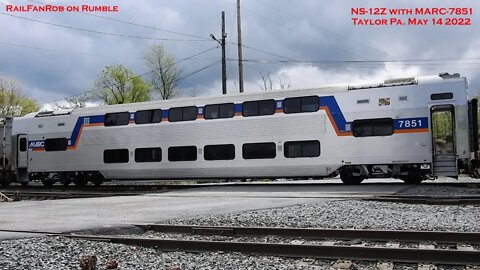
[221,11,227,95]
[237,0,244,93]
[210,11,227,95]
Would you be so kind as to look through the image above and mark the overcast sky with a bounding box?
[1,0,479,108]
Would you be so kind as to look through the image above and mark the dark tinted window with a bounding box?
[168,146,197,161]
[168,106,197,122]
[243,142,276,159]
[135,109,162,124]
[104,112,130,126]
[242,100,275,117]
[353,118,393,137]
[44,138,68,152]
[431,92,453,100]
[204,103,235,119]
[135,147,162,162]
[204,144,235,160]
[284,96,319,114]
[104,149,129,163]
[19,138,27,152]
[284,140,320,158]
[168,108,183,122]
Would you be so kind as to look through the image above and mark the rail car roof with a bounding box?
[24,73,466,118]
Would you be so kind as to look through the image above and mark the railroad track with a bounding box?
[0,191,141,201]
[2,225,479,267]
[368,195,480,205]
[2,189,480,204]
[85,224,480,267]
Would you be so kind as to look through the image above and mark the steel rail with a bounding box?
[66,235,480,265]
[367,195,480,205]
[0,191,140,199]
[137,224,480,244]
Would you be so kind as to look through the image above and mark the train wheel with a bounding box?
[73,175,88,187]
[42,179,54,187]
[0,180,11,187]
[92,179,104,187]
[400,175,423,184]
[340,169,364,185]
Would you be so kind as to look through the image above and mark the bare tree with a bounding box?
[258,72,273,90]
[55,93,90,109]
[189,87,200,97]
[278,77,291,89]
[0,77,39,116]
[145,44,180,100]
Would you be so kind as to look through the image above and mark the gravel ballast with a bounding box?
[1,185,479,269]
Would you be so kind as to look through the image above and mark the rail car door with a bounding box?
[430,105,457,177]
[17,134,28,168]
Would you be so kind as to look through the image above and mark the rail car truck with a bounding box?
[1,73,479,186]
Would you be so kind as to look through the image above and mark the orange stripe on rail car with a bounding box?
[394,128,429,134]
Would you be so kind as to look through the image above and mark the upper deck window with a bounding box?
[283,96,319,114]
[242,99,275,117]
[204,103,235,119]
[104,112,130,126]
[135,109,162,124]
[168,106,197,122]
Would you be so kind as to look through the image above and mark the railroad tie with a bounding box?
[376,261,394,270]
[331,260,353,270]
[417,264,437,270]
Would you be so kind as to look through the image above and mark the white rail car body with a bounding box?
[5,73,479,186]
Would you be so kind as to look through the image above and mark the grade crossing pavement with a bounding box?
[0,183,413,239]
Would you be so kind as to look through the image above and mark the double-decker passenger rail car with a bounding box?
[1,72,479,186]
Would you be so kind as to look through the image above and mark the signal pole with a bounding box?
[237,0,244,93]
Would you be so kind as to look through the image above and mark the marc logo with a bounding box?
[28,141,45,148]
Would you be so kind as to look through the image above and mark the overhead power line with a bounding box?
[254,0,388,58]
[24,0,212,41]
[41,46,219,106]
[0,41,144,60]
[177,60,221,84]
[0,12,210,42]
[231,57,480,64]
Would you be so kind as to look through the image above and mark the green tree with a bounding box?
[0,77,39,116]
[94,65,151,105]
[145,44,180,100]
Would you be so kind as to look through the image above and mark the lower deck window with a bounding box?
[168,146,197,161]
[284,140,320,158]
[204,144,235,160]
[352,118,393,137]
[135,147,162,162]
[104,149,129,163]
[242,142,276,159]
